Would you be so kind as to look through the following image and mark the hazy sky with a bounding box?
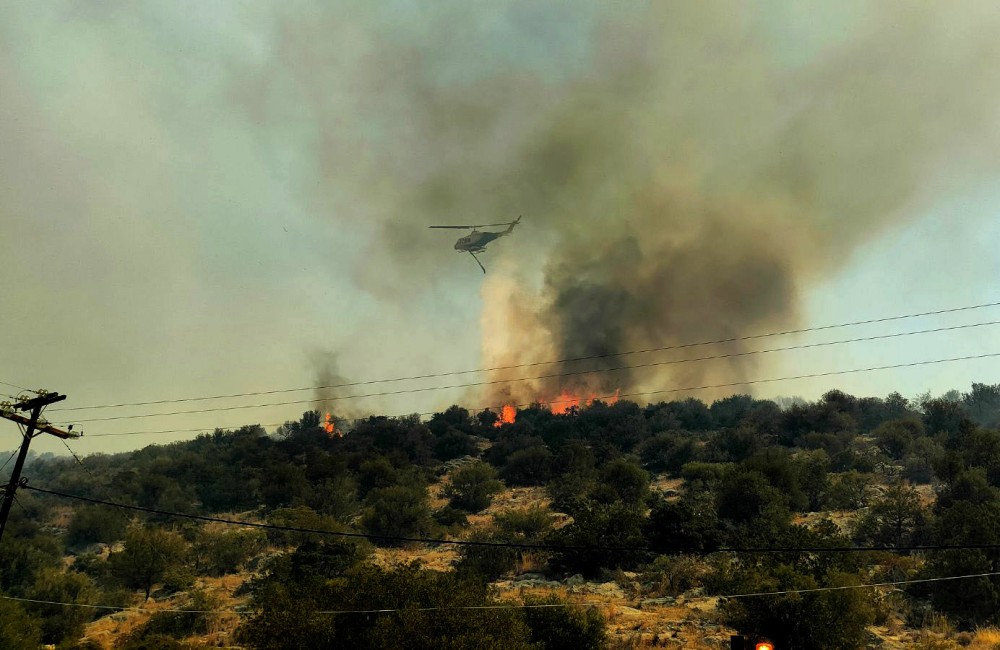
[2,2,999,455]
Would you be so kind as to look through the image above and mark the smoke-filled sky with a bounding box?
[2,2,999,454]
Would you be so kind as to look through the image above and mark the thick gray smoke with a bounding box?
[240,3,1000,405]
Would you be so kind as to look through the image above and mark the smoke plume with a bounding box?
[242,3,1000,406]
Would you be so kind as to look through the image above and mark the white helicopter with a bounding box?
[429,216,521,273]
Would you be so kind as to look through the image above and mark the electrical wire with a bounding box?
[84,423,286,438]
[23,483,1000,555]
[0,447,19,474]
[58,350,1000,425]
[50,299,1000,413]
[4,570,1000,616]
[0,379,31,393]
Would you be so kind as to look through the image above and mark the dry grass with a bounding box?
[81,574,247,650]
[372,545,460,571]
[970,627,1000,650]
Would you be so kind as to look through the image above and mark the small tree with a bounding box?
[550,501,648,576]
[592,457,649,505]
[501,446,554,486]
[361,484,433,545]
[0,596,41,650]
[25,568,98,645]
[522,594,606,650]
[67,505,128,548]
[444,462,503,513]
[720,566,875,649]
[852,482,928,548]
[109,527,188,600]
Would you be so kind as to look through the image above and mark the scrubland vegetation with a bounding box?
[4,383,1000,648]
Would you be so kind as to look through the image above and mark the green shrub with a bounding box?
[67,505,128,547]
[191,529,266,576]
[0,596,41,650]
[720,566,875,650]
[239,562,537,649]
[432,505,469,528]
[361,484,433,545]
[444,462,503,512]
[109,527,188,600]
[522,594,606,650]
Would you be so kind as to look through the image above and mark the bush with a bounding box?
[455,527,522,580]
[720,566,875,650]
[640,555,710,597]
[495,507,553,539]
[433,428,479,461]
[444,462,503,513]
[109,527,188,600]
[645,490,722,553]
[266,506,347,547]
[239,562,537,649]
[67,505,128,548]
[432,505,469,528]
[25,568,97,644]
[522,594,606,650]
[0,596,41,650]
[361,484,433,545]
[636,432,697,473]
[592,457,649,505]
[550,501,649,576]
[191,529,266,576]
[501,446,554,486]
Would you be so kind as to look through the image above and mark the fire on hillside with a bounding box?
[493,388,621,427]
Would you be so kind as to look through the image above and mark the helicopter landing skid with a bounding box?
[468,251,486,274]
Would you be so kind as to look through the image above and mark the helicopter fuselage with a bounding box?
[454,230,504,252]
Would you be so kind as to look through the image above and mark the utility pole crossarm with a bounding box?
[0,410,78,439]
[1,390,74,543]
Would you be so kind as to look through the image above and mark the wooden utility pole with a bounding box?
[0,390,78,543]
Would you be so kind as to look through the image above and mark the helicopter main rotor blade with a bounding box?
[429,221,518,229]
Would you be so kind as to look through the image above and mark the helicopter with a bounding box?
[429,216,521,273]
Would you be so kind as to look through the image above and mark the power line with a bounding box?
[5,570,1000,616]
[0,448,18,474]
[59,350,1000,425]
[50,299,1000,413]
[85,423,286,438]
[23,483,1000,555]
[0,379,31,393]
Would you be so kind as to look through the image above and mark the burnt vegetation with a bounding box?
[3,383,1000,648]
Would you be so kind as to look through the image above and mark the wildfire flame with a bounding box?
[549,388,621,414]
[323,412,343,438]
[493,404,517,428]
[493,388,620,427]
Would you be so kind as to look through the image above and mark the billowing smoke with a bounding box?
[240,3,1000,406]
[312,350,363,424]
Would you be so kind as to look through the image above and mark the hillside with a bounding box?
[3,384,1000,649]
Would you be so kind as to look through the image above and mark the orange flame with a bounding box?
[549,389,620,414]
[323,412,343,438]
[493,389,620,426]
[493,404,517,428]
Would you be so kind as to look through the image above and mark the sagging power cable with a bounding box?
[50,299,1000,413]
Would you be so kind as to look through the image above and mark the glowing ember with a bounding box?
[494,404,517,428]
[323,412,343,438]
